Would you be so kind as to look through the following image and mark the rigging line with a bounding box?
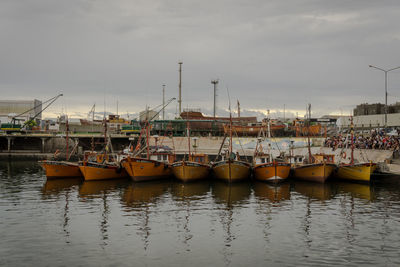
[233,128,248,162]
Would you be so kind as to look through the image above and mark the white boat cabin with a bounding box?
[254,153,272,165]
[150,152,175,164]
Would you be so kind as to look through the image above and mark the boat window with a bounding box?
[157,155,161,160]
[261,158,265,163]
[163,155,167,160]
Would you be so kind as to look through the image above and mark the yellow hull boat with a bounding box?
[171,161,210,182]
[336,163,371,182]
[122,157,171,182]
[212,160,251,182]
[293,163,336,183]
[253,162,291,183]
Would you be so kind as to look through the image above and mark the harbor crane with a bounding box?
[1,93,63,133]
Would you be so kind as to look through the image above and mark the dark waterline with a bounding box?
[1,161,400,266]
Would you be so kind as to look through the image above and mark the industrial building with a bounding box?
[353,102,400,116]
[0,99,42,124]
[337,113,400,129]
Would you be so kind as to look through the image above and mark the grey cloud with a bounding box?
[1,0,400,118]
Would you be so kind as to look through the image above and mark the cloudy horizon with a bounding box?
[1,0,400,120]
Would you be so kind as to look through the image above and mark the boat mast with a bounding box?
[229,107,233,159]
[146,121,150,160]
[267,109,271,138]
[104,119,107,161]
[66,116,69,160]
[350,116,354,165]
[307,104,312,163]
[187,120,191,160]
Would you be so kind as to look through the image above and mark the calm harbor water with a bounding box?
[1,161,400,266]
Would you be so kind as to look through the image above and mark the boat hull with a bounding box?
[336,164,371,182]
[253,162,291,183]
[122,158,171,182]
[79,164,128,181]
[171,161,210,182]
[39,160,82,178]
[293,163,336,183]
[212,160,251,182]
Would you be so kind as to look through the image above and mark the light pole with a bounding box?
[369,65,400,129]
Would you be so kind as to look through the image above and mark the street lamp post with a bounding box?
[369,65,400,129]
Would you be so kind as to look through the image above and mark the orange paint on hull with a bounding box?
[79,164,128,181]
[122,158,171,182]
[171,161,210,182]
[212,160,251,182]
[39,160,82,178]
[293,163,336,183]
[253,162,291,183]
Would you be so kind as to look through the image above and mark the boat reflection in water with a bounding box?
[42,177,82,196]
[293,180,336,201]
[79,178,129,199]
[121,180,170,251]
[211,180,252,205]
[122,180,170,207]
[171,181,210,201]
[169,181,211,251]
[41,177,82,241]
[253,181,290,203]
[335,181,375,201]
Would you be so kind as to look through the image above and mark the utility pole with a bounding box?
[211,80,218,118]
[178,62,183,116]
[237,100,240,117]
[162,84,165,120]
[369,65,400,129]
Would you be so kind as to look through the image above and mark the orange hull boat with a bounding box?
[122,157,171,182]
[293,163,336,183]
[253,161,291,183]
[39,160,82,178]
[79,163,128,181]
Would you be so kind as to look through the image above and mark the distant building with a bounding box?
[0,99,42,124]
[353,103,384,116]
[353,102,400,116]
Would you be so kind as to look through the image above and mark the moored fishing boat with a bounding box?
[171,123,210,182]
[122,121,174,182]
[40,160,82,178]
[212,101,251,182]
[293,162,336,183]
[335,117,372,182]
[212,159,251,182]
[171,159,210,182]
[292,104,336,183]
[123,155,172,182]
[39,118,82,179]
[79,121,128,181]
[79,161,127,181]
[252,130,290,183]
[336,163,371,182]
[254,161,291,183]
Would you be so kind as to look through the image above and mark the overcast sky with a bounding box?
[1,0,400,120]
